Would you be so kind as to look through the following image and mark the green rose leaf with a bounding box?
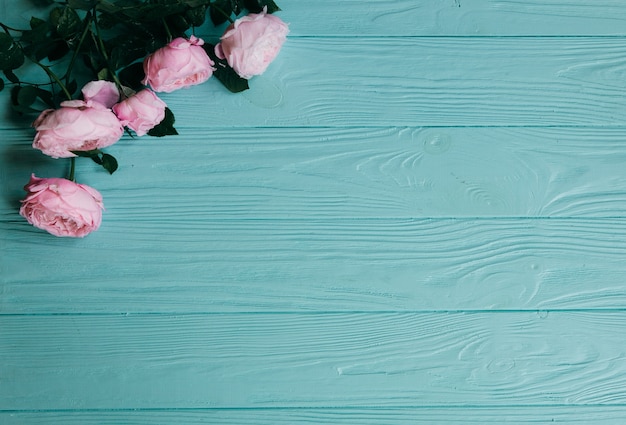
[204,43,249,93]
[35,88,55,108]
[0,33,25,71]
[118,62,145,91]
[47,40,70,62]
[50,6,82,39]
[3,69,19,84]
[16,85,38,107]
[10,86,39,114]
[243,0,280,14]
[70,149,119,174]
[148,107,178,137]
[185,5,207,27]
[67,0,99,10]
[210,0,234,26]
[101,153,119,174]
[21,17,50,44]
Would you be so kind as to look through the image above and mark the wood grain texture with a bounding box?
[3,37,626,129]
[2,218,626,313]
[2,0,626,422]
[4,1,626,37]
[5,126,626,219]
[136,37,626,127]
[2,312,626,409]
[4,407,626,425]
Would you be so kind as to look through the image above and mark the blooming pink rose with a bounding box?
[215,8,289,79]
[81,80,120,108]
[19,174,104,237]
[142,36,215,93]
[32,100,124,158]
[113,89,167,136]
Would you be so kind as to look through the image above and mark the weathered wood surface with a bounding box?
[2,0,626,423]
[2,312,626,409]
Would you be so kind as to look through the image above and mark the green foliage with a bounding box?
[148,107,178,137]
[0,33,24,71]
[71,149,119,174]
[204,43,249,93]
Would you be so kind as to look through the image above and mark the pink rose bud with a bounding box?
[215,8,289,79]
[113,89,167,136]
[32,100,124,159]
[142,36,215,93]
[19,174,104,237]
[81,80,120,108]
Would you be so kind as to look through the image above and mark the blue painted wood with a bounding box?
[2,0,626,423]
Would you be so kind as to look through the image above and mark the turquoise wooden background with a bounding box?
[3,0,626,423]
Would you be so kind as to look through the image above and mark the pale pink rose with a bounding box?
[32,100,124,158]
[215,8,289,79]
[142,36,215,93]
[19,174,104,237]
[81,80,120,108]
[113,89,167,136]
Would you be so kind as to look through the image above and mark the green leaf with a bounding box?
[66,79,78,97]
[3,69,19,84]
[10,86,39,114]
[70,149,119,174]
[101,153,118,174]
[0,33,25,71]
[109,36,148,71]
[204,44,249,93]
[47,40,70,62]
[147,107,178,137]
[97,67,110,81]
[210,0,233,26]
[185,5,207,27]
[50,6,82,39]
[16,85,38,107]
[243,0,280,14]
[67,0,99,10]
[118,62,145,91]
[21,17,50,44]
[35,88,55,108]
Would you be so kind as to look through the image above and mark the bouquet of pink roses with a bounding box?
[0,0,288,237]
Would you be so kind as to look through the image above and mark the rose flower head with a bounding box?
[81,80,120,108]
[142,36,215,93]
[215,7,289,79]
[20,174,104,237]
[113,89,167,136]
[32,99,124,159]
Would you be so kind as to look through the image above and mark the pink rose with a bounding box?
[142,36,215,93]
[81,80,120,108]
[113,89,167,136]
[19,174,104,237]
[215,8,289,79]
[32,100,124,159]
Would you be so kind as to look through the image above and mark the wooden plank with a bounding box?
[4,0,626,37]
[4,126,626,220]
[4,406,626,425]
[2,312,626,409]
[118,37,626,127]
[278,0,626,37]
[3,217,626,313]
[3,37,626,129]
